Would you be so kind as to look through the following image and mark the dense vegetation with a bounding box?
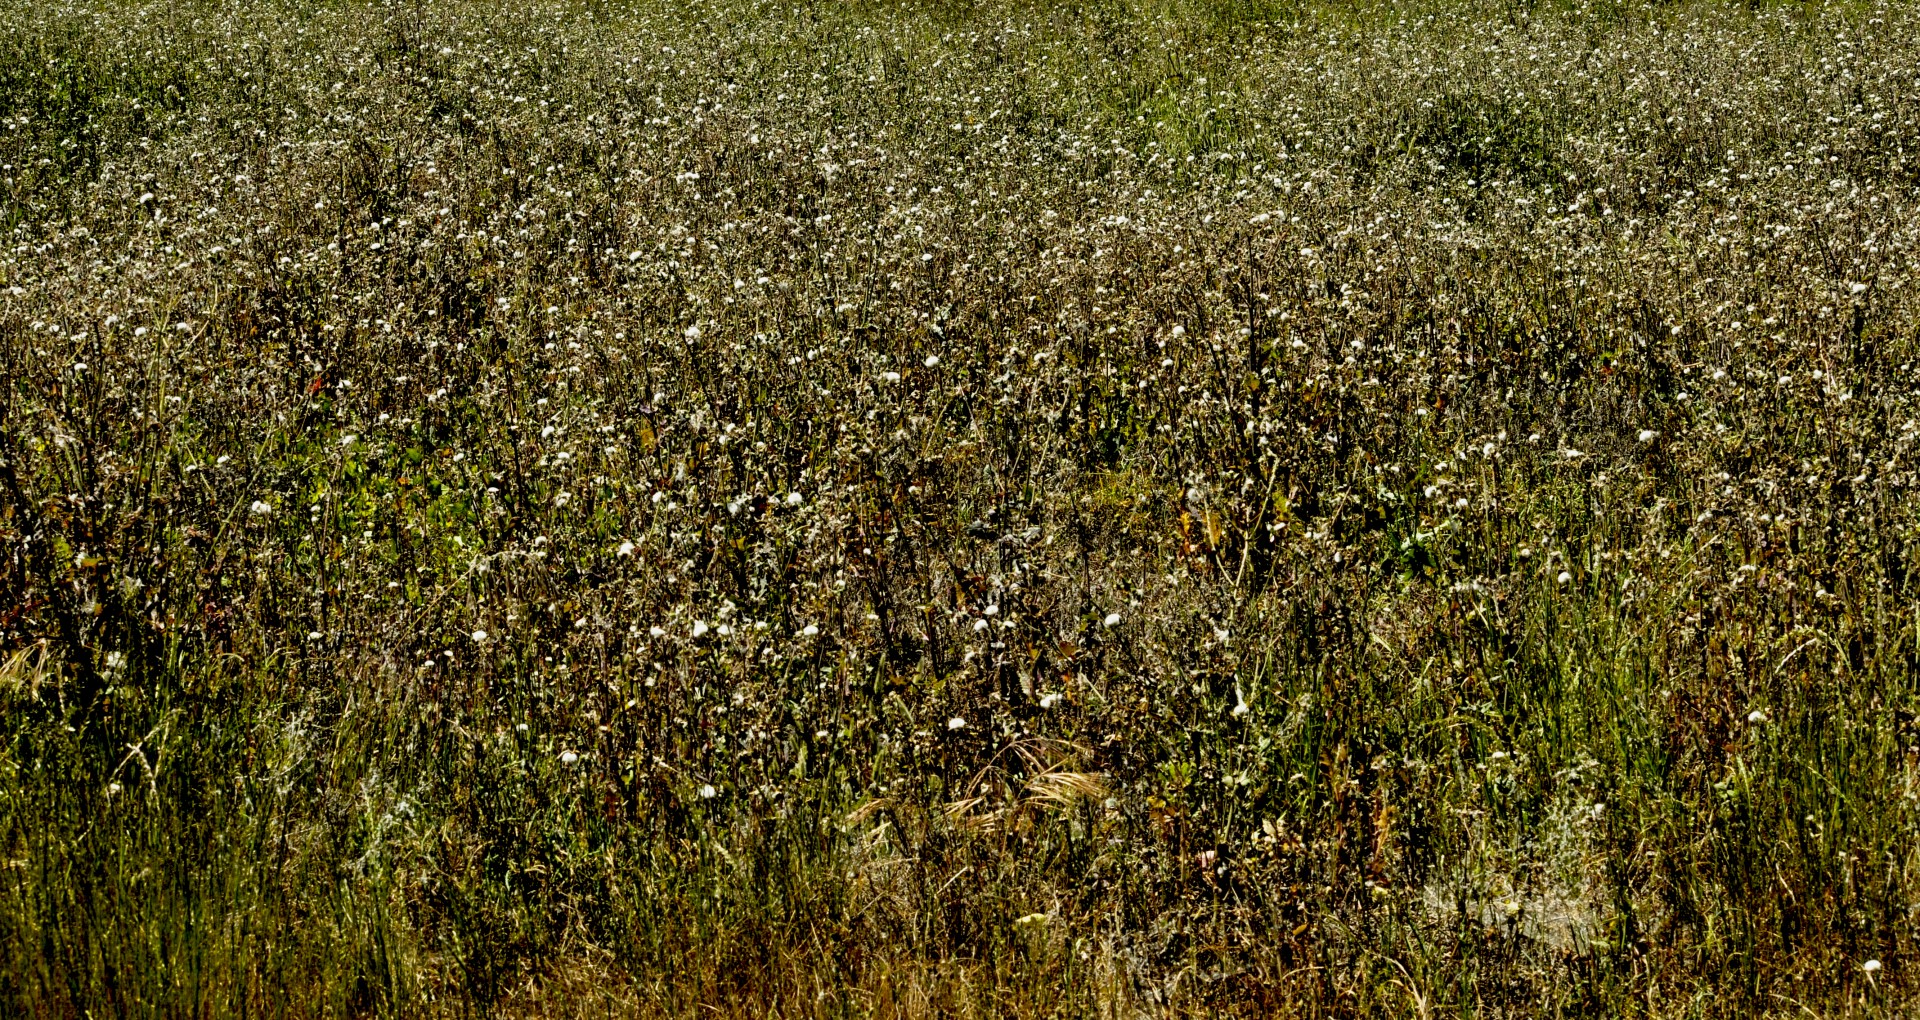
[3,0,1919,1014]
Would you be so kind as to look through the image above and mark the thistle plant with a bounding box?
[2,0,1919,1015]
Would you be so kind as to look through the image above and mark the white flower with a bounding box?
[699,784,717,799]
[649,626,665,638]
[1039,693,1060,709]
[471,629,488,643]
[787,491,804,506]
[1863,959,1882,973]
[1638,430,1657,443]
[692,620,709,638]
[983,604,999,616]
[801,624,819,636]
[559,750,578,764]
[249,500,273,516]
[880,370,901,382]
[1557,571,1572,584]
[1232,685,1250,717]
[924,354,940,368]
[973,619,990,632]
[1103,612,1122,628]
[617,540,635,556]
[1748,709,1770,724]
[815,730,830,740]
[684,325,701,339]
[947,716,967,731]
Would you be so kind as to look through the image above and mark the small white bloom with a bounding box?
[787,491,804,506]
[515,722,529,733]
[649,626,665,638]
[1863,959,1882,973]
[471,629,488,643]
[983,604,999,616]
[881,370,901,382]
[947,716,967,731]
[559,750,579,764]
[1557,571,1572,585]
[692,620,709,638]
[684,325,701,339]
[249,500,273,516]
[801,624,819,636]
[1103,612,1122,628]
[1748,709,1770,724]
[924,354,940,368]
[973,618,990,632]
[1638,430,1657,443]
[699,784,717,799]
[617,540,636,556]
[1039,693,1060,709]
[815,730,830,740]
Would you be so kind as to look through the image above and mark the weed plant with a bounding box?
[3,0,1920,1014]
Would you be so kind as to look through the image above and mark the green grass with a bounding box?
[2,0,1920,1014]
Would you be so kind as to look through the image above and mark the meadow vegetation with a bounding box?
[3,0,1920,1014]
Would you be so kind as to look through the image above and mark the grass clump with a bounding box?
[3,0,1920,1015]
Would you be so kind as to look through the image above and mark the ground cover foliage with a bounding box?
[2,0,1919,1014]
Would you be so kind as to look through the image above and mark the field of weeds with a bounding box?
[2,0,1919,1014]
